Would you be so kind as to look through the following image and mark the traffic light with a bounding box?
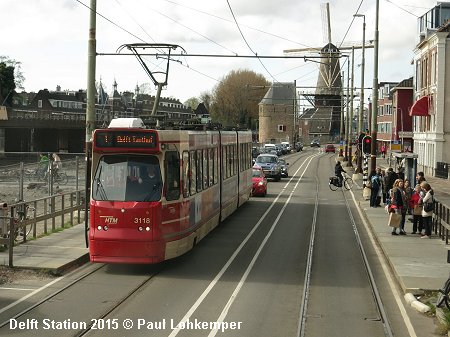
[362,136,372,155]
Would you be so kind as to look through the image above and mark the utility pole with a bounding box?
[354,13,366,174]
[371,0,379,173]
[347,46,354,168]
[340,71,345,145]
[85,0,97,246]
[344,62,350,162]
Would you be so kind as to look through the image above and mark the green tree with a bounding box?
[210,69,269,128]
[184,97,200,110]
[0,56,25,90]
[0,62,16,106]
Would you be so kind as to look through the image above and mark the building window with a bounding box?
[38,100,42,108]
[278,125,286,132]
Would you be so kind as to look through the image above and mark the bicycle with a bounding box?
[53,170,68,185]
[2,203,35,243]
[436,275,450,309]
[329,175,353,191]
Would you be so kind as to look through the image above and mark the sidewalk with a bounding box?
[351,156,450,293]
[1,158,450,294]
[0,223,89,274]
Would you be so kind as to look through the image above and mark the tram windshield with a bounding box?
[92,155,162,202]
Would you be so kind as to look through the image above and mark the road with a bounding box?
[0,149,436,336]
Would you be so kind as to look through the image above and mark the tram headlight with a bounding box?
[97,226,102,231]
[103,225,108,231]
[138,226,143,232]
[145,226,150,231]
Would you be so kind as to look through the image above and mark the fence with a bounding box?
[0,155,86,205]
[434,200,450,244]
[0,190,86,267]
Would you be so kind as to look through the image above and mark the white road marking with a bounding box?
[0,277,63,315]
[169,153,320,337]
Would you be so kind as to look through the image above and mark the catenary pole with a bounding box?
[354,14,365,174]
[370,0,379,173]
[347,46,354,168]
[344,62,350,162]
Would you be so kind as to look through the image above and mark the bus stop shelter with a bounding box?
[389,152,419,185]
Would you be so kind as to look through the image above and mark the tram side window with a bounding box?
[182,151,189,197]
[213,148,218,184]
[165,151,180,201]
[196,149,203,192]
[231,145,236,176]
[203,149,208,189]
[209,148,214,186]
[190,151,197,195]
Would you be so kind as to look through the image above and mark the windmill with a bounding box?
[284,3,373,139]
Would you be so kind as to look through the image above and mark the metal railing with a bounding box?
[0,190,85,267]
[434,200,450,244]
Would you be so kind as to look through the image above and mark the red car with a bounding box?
[252,166,268,197]
[325,143,336,153]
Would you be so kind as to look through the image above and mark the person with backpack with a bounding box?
[420,182,434,239]
[369,168,381,207]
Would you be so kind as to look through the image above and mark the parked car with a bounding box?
[254,154,281,181]
[251,166,268,197]
[325,143,336,153]
[278,158,289,177]
[281,141,291,153]
[310,139,320,147]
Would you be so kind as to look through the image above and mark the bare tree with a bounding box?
[210,69,269,128]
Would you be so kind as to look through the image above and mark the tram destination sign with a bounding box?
[95,130,157,148]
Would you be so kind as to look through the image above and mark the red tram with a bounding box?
[89,118,253,264]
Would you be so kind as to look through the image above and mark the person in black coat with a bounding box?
[335,161,346,186]
[384,167,398,204]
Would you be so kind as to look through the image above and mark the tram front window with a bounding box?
[92,155,162,202]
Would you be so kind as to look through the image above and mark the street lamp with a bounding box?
[354,13,365,174]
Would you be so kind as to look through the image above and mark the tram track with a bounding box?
[0,262,165,336]
[296,154,394,337]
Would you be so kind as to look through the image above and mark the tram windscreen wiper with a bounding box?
[94,166,108,200]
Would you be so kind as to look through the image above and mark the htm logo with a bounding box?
[100,216,118,225]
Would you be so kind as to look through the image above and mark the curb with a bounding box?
[404,293,431,313]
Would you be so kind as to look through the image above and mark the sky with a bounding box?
[0,0,440,106]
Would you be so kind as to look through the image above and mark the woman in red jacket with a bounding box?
[409,184,423,234]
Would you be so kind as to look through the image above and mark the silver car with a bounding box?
[254,154,282,181]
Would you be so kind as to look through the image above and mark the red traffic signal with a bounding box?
[362,136,372,155]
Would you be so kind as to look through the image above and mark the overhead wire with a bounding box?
[162,0,312,49]
[74,0,221,86]
[226,0,278,83]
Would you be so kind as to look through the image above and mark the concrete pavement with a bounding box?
[1,156,450,295]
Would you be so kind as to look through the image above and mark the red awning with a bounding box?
[409,96,429,116]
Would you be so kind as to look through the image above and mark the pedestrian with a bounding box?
[381,144,386,158]
[384,167,398,205]
[397,166,405,181]
[390,179,407,235]
[409,184,423,234]
[403,179,413,214]
[416,171,426,185]
[51,153,62,175]
[369,168,381,207]
[420,181,434,239]
[39,153,50,177]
